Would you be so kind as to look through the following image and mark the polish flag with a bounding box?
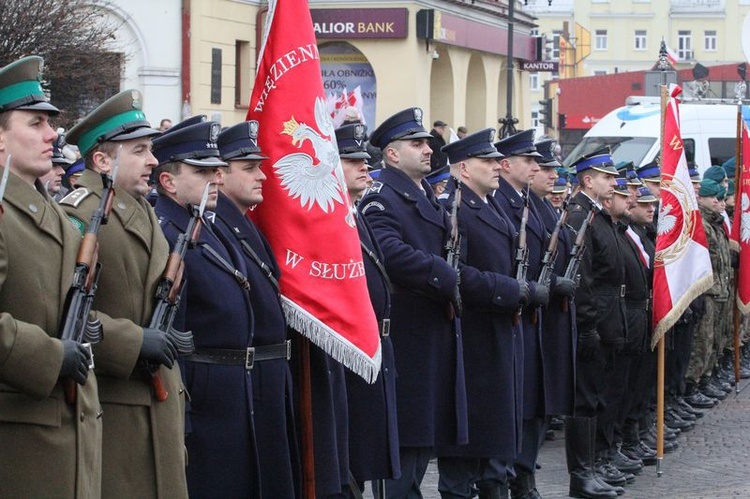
[652,84,713,347]
[247,0,380,381]
[731,115,750,312]
[665,44,680,65]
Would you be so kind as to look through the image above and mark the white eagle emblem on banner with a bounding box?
[274,96,354,226]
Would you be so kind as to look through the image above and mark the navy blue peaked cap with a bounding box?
[335,123,371,160]
[534,139,561,167]
[636,161,661,182]
[571,146,618,175]
[218,120,268,161]
[369,107,432,149]
[494,129,542,158]
[441,127,504,164]
[152,120,227,167]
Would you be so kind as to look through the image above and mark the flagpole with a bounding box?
[655,41,670,477]
[298,337,317,498]
[733,67,746,392]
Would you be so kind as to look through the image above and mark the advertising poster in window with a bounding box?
[320,42,377,128]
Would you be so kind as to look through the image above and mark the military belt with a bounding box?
[187,340,291,370]
[625,299,649,310]
[599,285,627,297]
[379,318,391,338]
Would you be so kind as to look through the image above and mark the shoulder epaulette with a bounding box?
[59,187,92,208]
[368,181,384,194]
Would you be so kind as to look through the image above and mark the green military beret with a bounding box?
[0,56,59,114]
[698,178,721,198]
[66,89,160,157]
[703,165,727,184]
[727,179,735,197]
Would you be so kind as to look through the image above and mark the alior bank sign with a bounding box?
[311,8,409,39]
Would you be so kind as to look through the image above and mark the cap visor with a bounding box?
[475,151,505,159]
[228,153,269,161]
[591,165,619,175]
[519,151,544,158]
[401,131,433,141]
[183,156,229,167]
[538,159,561,167]
[340,151,371,160]
[17,101,60,115]
[111,126,162,142]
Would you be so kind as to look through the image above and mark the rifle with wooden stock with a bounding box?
[145,183,209,400]
[537,196,571,288]
[59,147,120,403]
[445,179,463,318]
[561,197,598,311]
[513,185,531,325]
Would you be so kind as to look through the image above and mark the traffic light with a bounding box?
[558,113,567,130]
[539,99,553,128]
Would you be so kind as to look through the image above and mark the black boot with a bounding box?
[620,421,656,466]
[565,417,618,499]
[477,480,509,499]
[684,381,717,409]
[509,468,541,499]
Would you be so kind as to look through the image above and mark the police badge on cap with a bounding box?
[414,108,423,126]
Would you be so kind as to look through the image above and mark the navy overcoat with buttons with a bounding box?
[345,211,401,482]
[155,195,261,499]
[436,178,524,460]
[360,165,468,448]
[493,176,547,419]
[212,192,301,498]
[530,192,577,417]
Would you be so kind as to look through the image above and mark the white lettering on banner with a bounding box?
[254,44,321,112]
[285,249,305,269]
[309,260,366,280]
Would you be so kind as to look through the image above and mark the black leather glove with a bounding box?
[552,276,577,298]
[577,329,601,362]
[731,250,740,270]
[60,339,91,385]
[140,328,178,368]
[530,282,550,307]
[517,279,531,306]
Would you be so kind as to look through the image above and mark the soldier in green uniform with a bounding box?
[686,179,731,404]
[0,56,103,498]
[61,90,189,498]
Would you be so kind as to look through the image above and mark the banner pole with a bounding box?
[733,69,745,392]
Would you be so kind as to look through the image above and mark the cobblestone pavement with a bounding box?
[367,377,750,498]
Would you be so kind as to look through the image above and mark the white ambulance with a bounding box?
[563,96,746,174]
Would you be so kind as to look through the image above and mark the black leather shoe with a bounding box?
[676,396,706,416]
[609,449,643,474]
[569,472,618,498]
[669,403,696,422]
[595,462,630,486]
[684,390,717,409]
[640,431,679,453]
[700,380,727,400]
[665,409,695,432]
[549,416,564,431]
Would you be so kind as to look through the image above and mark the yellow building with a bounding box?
[185,0,541,134]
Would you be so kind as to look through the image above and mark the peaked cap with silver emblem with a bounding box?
[441,127,504,164]
[218,120,268,161]
[67,89,160,157]
[534,139,561,167]
[369,107,432,149]
[152,120,227,167]
[335,123,371,160]
[494,129,542,158]
[0,56,59,115]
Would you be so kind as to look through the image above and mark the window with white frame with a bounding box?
[529,73,540,92]
[678,30,692,60]
[595,30,608,50]
[704,30,717,52]
[531,109,540,129]
[634,30,647,51]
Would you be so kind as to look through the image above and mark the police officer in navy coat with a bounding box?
[434,128,525,499]
[335,123,401,492]
[152,120,262,498]
[529,139,577,420]
[214,121,301,497]
[492,129,550,499]
[360,108,468,498]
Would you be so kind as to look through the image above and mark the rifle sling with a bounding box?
[239,239,280,293]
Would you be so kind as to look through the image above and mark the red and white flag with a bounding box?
[664,44,680,65]
[652,84,713,347]
[731,113,750,312]
[247,0,380,381]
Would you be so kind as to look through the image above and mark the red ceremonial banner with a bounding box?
[731,117,750,312]
[247,0,380,382]
[652,84,713,347]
